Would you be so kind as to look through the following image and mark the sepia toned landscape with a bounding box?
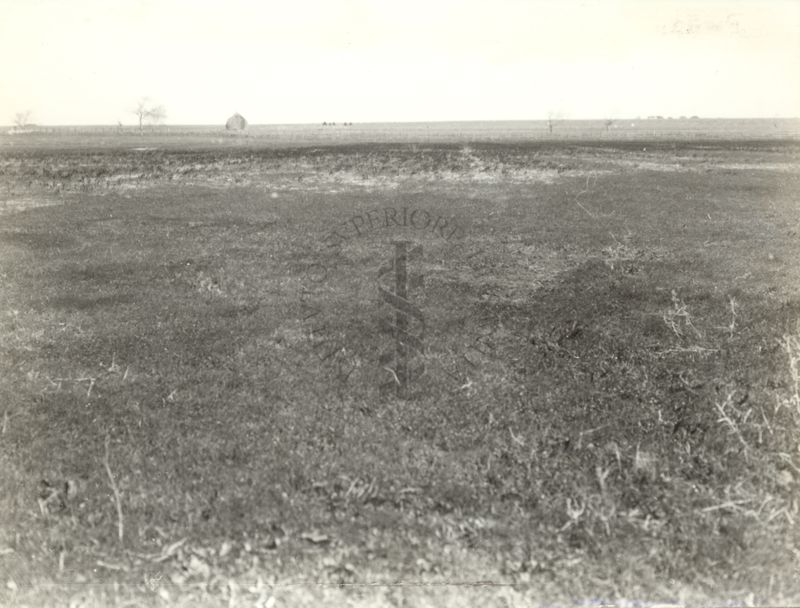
[1,121,799,606]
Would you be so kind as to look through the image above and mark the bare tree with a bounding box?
[131,98,166,134]
[604,119,614,132]
[13,110,32,128]
[547,111,561,134]
[132,99,148,134]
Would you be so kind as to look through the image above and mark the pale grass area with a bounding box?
[0,196,62,215]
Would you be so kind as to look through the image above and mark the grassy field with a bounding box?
[1,137,799,606]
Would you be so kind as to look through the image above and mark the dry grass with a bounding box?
[0,139,799,606]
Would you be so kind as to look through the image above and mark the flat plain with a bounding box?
[1,124,799,606]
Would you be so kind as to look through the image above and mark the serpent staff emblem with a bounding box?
[378,241,425,397]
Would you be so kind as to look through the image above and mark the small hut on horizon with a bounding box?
[225,113,247,131]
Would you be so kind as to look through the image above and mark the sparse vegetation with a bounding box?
[0,136,799,606]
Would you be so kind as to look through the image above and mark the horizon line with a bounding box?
[6,116,800,129]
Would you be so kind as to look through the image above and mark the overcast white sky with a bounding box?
[1,0,798,125]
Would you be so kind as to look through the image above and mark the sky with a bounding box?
[1,0,798,125]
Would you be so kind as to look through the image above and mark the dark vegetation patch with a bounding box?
[48,293,136,311]
[0,229,78,250]
[1,141,797,196]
